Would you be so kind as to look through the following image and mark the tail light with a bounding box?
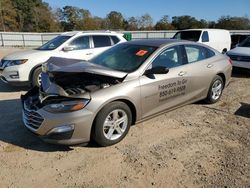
[228,58,233,64]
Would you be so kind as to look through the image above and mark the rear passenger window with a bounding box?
[203,47,215,58]
[70,36,90,50]
[202,31,209,42]
[93,36,112,48]
[184,45,206,63]
[111,36,120,44]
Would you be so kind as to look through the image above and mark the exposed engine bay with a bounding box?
[49,72,122,96]
[34,56,128,107]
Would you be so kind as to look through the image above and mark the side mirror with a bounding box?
[62,46,75,52]
[144,66,169,75]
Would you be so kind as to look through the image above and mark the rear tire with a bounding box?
[31,67,42,87]
[93,101,132,146]
[205,75,224,104]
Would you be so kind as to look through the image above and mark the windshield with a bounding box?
[238,37,250,47]
[38,35,71,50]
[173,31,202,42]
[91,43,157,73]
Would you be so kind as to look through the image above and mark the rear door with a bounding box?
[181,44,216,101]
[91,35,114,57]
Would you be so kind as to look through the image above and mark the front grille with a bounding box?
[228,54,250,62]
[22,103,44,130]
[65,87,86,95]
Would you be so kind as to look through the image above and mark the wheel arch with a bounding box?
[28,63,43,82]
[216,72,226,87]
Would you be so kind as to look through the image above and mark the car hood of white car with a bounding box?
[2,49,53,60]
[228,47,250,56]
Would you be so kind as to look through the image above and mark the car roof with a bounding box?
[126,39,184,47]
[60,30,121,37]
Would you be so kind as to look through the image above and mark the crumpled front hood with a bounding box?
[46,57,128,79]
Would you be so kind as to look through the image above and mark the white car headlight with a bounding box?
[5,59,28,67]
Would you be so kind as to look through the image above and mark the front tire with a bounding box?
[93,101,132,146]
[205,75,224,104]
[31,67,42,87]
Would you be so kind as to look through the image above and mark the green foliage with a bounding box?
[0,1,250,32]
[0,0,61,32]
[105,11,124,30]
[155,15,175,30]
[172,15,209,30]
[216,16,250,30]
[0,0,18,31]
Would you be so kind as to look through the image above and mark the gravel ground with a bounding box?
[0,48,249,188]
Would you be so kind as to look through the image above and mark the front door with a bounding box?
[140,45,191,118]
[59,36,94,60]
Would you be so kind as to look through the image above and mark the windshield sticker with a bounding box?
[136,50,148,56]
[158,79,188,101]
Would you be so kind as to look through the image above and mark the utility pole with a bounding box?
[0,0,6,32]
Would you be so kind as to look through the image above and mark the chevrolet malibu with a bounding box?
[21,39,232,146]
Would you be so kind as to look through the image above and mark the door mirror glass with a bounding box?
[62,46,75,52]
[144,66,169,75]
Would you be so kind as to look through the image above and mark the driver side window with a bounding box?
[152,45,184,69]
[69,36,90,50]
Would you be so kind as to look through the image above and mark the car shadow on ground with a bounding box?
[0,81,29,92]
[0,98,73,152]
[234,102,250,118]
[231,67,250,78]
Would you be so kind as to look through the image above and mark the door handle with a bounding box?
[178,71,186,76]
[207,64,213,68]
[86,53,93,55]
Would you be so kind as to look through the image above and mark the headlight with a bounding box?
[44,100,89,113]
[5,59,28,67]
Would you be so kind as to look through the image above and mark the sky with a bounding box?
[44,0,250,22]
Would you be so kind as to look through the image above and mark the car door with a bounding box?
[59,36,94,60]
[182,44,217,100]
[91,35,113,57]
[140,45,191,118]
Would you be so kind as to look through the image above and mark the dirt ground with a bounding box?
[0,49,249,188]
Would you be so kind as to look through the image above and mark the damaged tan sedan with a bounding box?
[21,39,232,146]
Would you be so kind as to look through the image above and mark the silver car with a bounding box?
[21,39,232,146]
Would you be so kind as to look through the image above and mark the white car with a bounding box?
[0,31,127,86]
[173,29,231,53]
[227,36,250,69]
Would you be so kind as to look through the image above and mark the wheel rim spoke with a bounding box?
[107,127,115,139]
[115,126,123,134]
[104,120,113,128]
[115,116,126,125]
[112,110,119,121]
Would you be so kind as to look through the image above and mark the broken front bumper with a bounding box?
[21,87,95,145]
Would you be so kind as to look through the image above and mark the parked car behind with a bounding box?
[21,39,232,146]
[0,31,126,86]
[227,36,250,69]
[173,29,231,53]
[230,34,250,49]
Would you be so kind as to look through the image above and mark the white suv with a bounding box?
[0,31,126,86]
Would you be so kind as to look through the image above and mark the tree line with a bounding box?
[1,0,250,32]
